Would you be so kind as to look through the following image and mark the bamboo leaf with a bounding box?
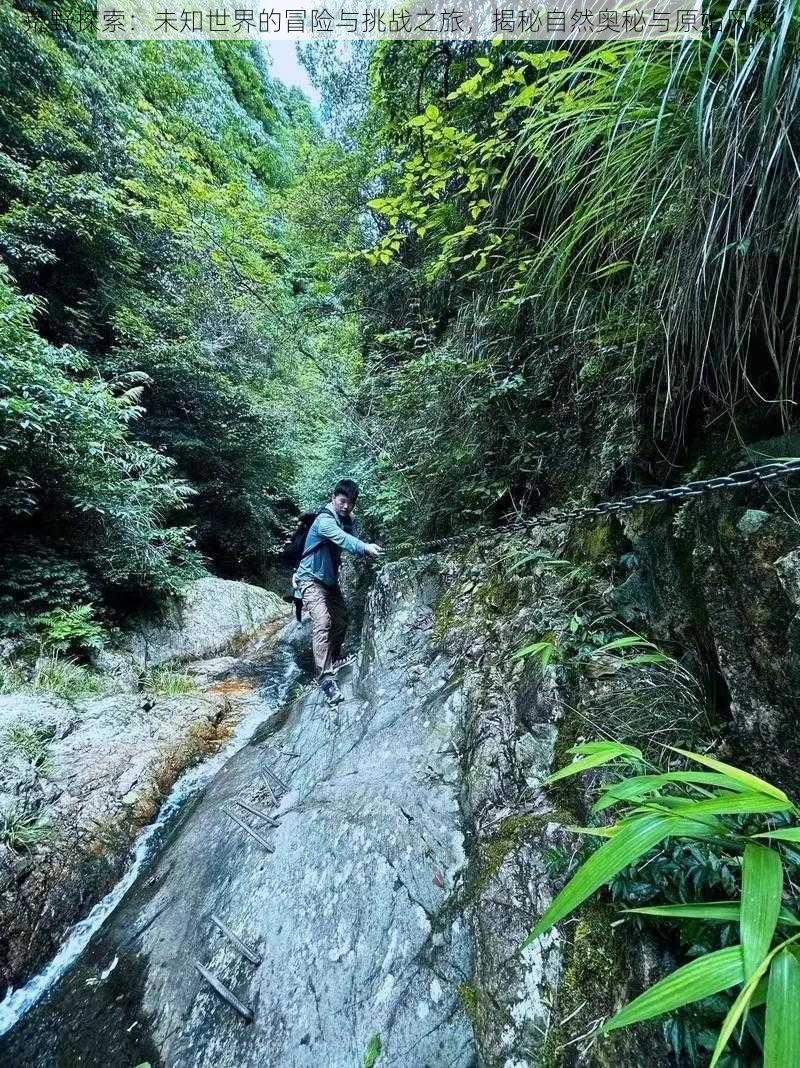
[625,902,800,927]
[764,948,800,1067]
[711,952,775,1067]
[569,741,642,757]
[666,748,791,804]
[741,844,783,979]
[525,815,678,943]
[752,828,800,844]
[593,772,749,813]
[668,793,792,817]
[603,945,745,1033]
[626,902,742,922]
[545,746,636,784]
[711,933,800,1066]
[591,636,659,654]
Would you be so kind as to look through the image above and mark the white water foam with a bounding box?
[0,642,302,1036]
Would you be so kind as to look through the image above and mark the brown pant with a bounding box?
[300,580,348,678]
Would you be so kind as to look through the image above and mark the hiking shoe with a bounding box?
[320,677,344,704]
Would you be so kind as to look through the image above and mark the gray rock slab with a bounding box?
[2,560,478,1067]
[121,577,289,668]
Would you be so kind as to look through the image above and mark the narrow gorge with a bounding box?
[3,468,798,1065]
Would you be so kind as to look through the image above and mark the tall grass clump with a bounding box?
[496,2,800,437]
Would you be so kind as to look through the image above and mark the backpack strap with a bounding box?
[297,507,343,563]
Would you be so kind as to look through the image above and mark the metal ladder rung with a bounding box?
[233,797,279,826]
[210,914,262,965]
[194,961,253,1022]
[223,806,275,852]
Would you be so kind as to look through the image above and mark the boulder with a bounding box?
[119,577,289,668]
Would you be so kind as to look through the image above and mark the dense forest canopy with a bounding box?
[1,2,799,643]
[0,4,367,637]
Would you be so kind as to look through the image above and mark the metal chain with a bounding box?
[388,457,800,559]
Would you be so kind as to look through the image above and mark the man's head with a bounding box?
[331,478,359,519]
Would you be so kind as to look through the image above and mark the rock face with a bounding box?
[2,557,571,1067]
[4,501,797,1065]
[118,577,287,668]
[0,580,291,994]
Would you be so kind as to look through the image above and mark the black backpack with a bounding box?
[283,509,324,570]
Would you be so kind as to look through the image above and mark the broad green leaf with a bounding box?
[711,948,777,1066]
[511,640,556,662]
[546,746,636,784]
[364,1033,382,1068]
[626,902,800,927]
[593,772,749,813]
[668,793,792,817]
[525,815,677,943]
[764,949,800,1067]
[741,844,783,979]
[710,934,800,1066]
[666,747,790,804]
[569,741,642,758]
[750,975,769,1009]
[628,652,671,665]
[626,902,743,922]
[603,945,745,1033]
[752,827,800,844]
[592,636,658,654]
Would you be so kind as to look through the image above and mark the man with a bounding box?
[294,479,383,704]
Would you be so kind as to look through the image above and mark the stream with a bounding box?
[0,561,480,1067]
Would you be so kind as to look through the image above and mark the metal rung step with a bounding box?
[194,961,253,1022]
[210,914,262,965]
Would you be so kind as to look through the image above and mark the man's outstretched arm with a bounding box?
[316,513,383,559]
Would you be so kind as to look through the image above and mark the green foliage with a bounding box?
[511,637,562,668]
[0,806,53,852]
[29,652,108,702]
[140,667,197,696]
[531,743,800,1062]
[34,605,106,654]
[363,1033,382,1068]
[0,659,26,694]
[1,722,53,773]
[0,12,364,621]
[351,8,800,545]
[0,267,201,612]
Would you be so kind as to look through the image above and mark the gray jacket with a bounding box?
[295,504,369,588]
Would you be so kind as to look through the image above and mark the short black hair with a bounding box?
[332,478,359,501]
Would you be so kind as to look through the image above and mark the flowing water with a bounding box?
[0,563,481,1067]
[0,624,306,1056]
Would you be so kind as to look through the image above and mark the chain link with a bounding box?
[388,457,800,559]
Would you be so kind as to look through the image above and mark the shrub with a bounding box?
[0,723,53,773]
[0,268,202,612]
[530,742,800,1063]
[139,667,198,696]
[0,660,26,695]
[34,604,107,654]
[30,652,107,702]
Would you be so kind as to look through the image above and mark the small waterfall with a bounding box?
[0,630,304,1038]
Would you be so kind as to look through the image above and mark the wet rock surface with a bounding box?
[0,583,291,994]
[6,498,793,1066]
[0,560,474,1065]
[0,556,574,1067]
